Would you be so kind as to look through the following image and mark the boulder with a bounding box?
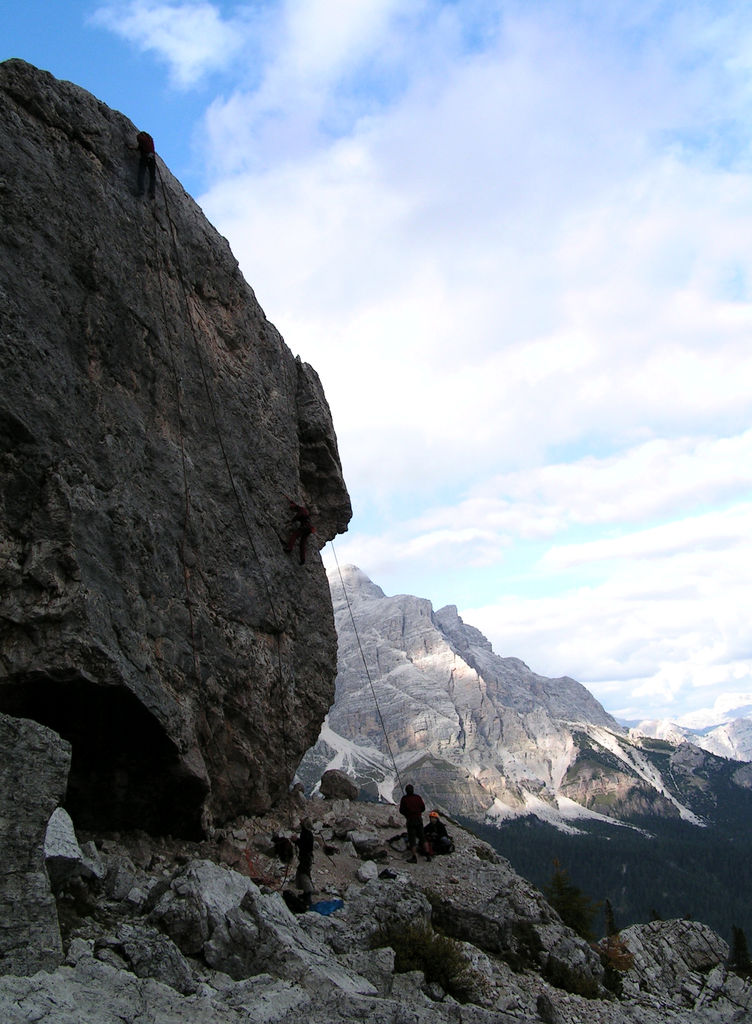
[621,919,729,1001]
[45,807,86,888]
[45,806,105,888]
[149,858,376,994]
[0,956,307,1024]
[299,879,432,955]
[356,861,380,882]
[320,770,359,801]
[0,712,70,975]
[429,863,605,995]
[94,923,198,995]
[347,830,384,859]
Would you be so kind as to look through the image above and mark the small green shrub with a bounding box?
[372,920,474,1001]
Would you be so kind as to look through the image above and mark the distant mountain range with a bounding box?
[628,715,752,763]
[298,565,752,831]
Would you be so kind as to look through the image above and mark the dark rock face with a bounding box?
[0,712,71,974]
[0,59,351,835]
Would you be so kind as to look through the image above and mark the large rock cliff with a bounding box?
[0,59,351,836]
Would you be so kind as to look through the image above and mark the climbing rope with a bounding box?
[156,166,283,627]
[151,203,202,687]
[330,541,404,796]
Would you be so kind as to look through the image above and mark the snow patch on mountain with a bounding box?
[589,726,704,825]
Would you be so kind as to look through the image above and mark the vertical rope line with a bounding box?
[151,204,202,686]
[154,166,295,818]
[330,542,404,796]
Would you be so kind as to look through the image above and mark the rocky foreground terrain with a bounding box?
[3,717,751,1024]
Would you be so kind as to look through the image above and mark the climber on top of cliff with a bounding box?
[131,130,156,199]
[283,498,315,565]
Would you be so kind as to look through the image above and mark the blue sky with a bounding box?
[4,1,752,726]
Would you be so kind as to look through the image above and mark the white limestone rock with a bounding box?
[149,858,376,995]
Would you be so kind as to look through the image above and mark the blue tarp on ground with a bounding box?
[311,899,344,916]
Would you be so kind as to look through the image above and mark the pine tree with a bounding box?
[730,926,752,977]
[544,859,599,942]
[604,899,618,937]
[596,897,635,992]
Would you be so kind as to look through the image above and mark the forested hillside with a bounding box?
[470,807,752,944]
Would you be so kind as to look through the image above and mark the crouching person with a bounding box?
[425,810,454,854]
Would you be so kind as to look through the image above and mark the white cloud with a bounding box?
[330,431,752,571]
[201,0,423,172]
[199,5,752,501]
[92,1,247,86]
[461,502,752,720]
[541,504,752,571]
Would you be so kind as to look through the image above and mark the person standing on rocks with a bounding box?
[133,130,156,198]
[399,784,430,863]
[294,817,315,908]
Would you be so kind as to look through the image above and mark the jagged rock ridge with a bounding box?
[0,59,351,836]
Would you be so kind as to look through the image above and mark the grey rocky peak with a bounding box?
[300,566,743,829]
[432,603,615,724]
[633,715,752,763]
[301,564,621,816]
[0,58,351,835]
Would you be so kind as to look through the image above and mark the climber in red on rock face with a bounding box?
[133,130,156,198]
[284,500,315,564]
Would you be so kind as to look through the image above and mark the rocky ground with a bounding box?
[2,780,751,1024]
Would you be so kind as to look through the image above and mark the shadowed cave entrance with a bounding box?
[0,672,207,839]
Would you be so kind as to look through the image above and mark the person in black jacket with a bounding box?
[399,784,430,862]
[294,817,315,907]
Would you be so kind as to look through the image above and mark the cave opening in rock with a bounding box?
[0,672,207,839]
